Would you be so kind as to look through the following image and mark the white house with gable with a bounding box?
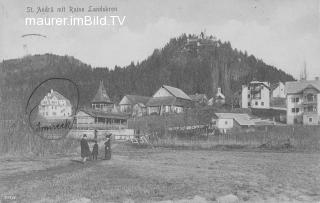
[271,82,286,98]
[285,78,320,125]
[241,81,270,109]
[38,89,72,119]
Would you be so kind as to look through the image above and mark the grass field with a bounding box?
[1,143,320,203]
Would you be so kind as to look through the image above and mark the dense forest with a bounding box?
[0,33,295,118]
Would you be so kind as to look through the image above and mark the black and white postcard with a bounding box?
[0,0,320,202]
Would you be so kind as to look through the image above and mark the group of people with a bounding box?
[80,132,112,163]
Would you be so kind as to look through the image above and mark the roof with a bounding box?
[79,108,128,119]
[215,113,255,126]
[45,90,71,106]
[189,94,207,102]
[133,102,146,108]
[92,81,112,104]
[247,81,270,89]
[285,80,320,94]
[270,82,284,91]
[146,96,193,107]
[251,118,275,126]
[162,85,191,100]
[120,95,150,105]
[147,96,176,106]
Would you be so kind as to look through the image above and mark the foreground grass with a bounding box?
[1,144,320,202]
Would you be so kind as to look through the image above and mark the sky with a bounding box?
[0,0,319,79]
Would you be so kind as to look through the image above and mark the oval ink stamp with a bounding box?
[25,77,80,140]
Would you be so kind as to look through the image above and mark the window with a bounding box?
[255,101,258,106]
[248,102,251,107]
[225,121,228,125]
[248,87,250,90]
[247,94,250,99]
[309,118,313,123]
[306,94,315,102]
[291,97,299,103]
[261,102,264,106]
[291,108,300,113]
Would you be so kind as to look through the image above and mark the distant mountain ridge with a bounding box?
[0,33,295,117]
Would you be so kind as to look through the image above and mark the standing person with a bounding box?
[94,130,98,140]
[92,140,98,160]
[104,134,112,160]
[80,134,91,163]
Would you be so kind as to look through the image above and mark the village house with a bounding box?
[189,93,208,106]
[38,89,72,119]
[91,81,113,112]
[74,108,128,130]
[146,85,193,115]
[119,95,150,116]
[212,113,255,133]
[132,103,148,117]
[285,78,320,125]
[241,81,270,109]
[271,82,286,98]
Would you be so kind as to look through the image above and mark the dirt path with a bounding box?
[1,146,320,203]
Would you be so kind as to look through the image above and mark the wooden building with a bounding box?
[119,95,150,116]
[91,81,113,112]
[147,85,193,115]
[74,108,129,130]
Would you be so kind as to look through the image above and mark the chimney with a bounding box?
[315,77,319,81]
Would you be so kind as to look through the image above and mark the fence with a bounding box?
[150,125,320,151]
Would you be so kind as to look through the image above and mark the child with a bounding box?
[92,140,98,160]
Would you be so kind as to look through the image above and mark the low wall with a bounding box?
[68,129,135,141]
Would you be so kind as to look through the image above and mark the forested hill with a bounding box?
[0,33,294,117]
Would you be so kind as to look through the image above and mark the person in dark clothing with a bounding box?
[80,134,91,163]
[92,140,98,160]
[104,134,112,160]
[94,130,98,140]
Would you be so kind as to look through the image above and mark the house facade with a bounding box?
[286,79,320,125]
[271,82,286,98]
[147,85,193,115]
[74,109,128,130]
[119,95,150,116]
[132,103,148,117]
[212,113,254,133]
[241,81,270,109]
[91,81,113,112]
[38,89,72,119]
